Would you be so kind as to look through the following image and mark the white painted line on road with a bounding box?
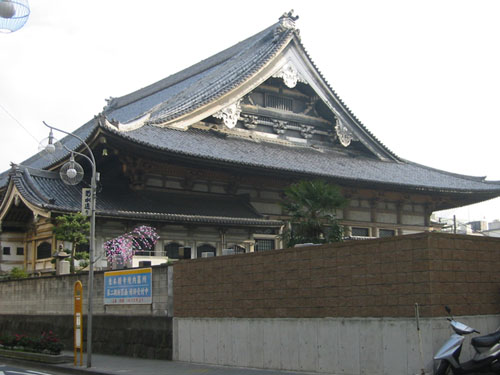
[7,371,37,375]
[27,371,52,375]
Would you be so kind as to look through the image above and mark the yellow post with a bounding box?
[74,281,83,366]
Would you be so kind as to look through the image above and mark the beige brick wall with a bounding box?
[173,233,500,318]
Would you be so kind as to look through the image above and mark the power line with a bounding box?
[0,102,39,143]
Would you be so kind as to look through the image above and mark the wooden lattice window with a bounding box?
[255,239,275,251]
[266,94,293,111]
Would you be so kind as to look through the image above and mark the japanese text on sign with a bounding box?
[81,188,91,217]
[104,268,152,305]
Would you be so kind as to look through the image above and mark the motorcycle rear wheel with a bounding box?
[436,360,451,375]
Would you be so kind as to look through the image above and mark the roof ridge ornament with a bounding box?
[335,118,357,147]
[102,113,151,132]
[213,99,242,129]
[279,10,299,30]
[272,62,307,88]
[275,10,299,39]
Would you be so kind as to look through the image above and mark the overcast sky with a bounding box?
[1,1,499,222]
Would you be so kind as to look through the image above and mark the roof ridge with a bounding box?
[292,37,400,161]
[104,23,280,113]
[148,29,294,124]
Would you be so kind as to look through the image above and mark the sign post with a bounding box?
[74,281,83,366]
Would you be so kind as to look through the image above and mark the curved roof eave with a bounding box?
[287,37,401,162]
[97,125,500,197]
[0,118,101,189]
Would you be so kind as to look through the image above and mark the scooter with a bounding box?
[434,306,500,374]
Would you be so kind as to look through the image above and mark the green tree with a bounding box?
[52,213,90,273]
[9,267,28,279]
[282,180,347,247]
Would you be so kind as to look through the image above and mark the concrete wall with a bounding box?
[172,233,500,373]
[0,264,172,316]
[0,264,173,359]
[0,314,172,359]
[173,315,500,374]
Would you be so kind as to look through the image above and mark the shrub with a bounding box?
[8,267,28,279]
[40,331,64,355]
[16,334,34,349]
[0,334,17,349]
[0,331,64,355]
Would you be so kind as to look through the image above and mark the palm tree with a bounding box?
[282,180,347,247]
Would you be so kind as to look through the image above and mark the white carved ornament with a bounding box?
[272,63,307,89]
[335,119,355,147]
[276,10,299,32]
[213,100,242,129]
[103,113,151,132]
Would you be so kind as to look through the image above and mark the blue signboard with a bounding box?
[104,268,152,305]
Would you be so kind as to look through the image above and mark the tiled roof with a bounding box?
[106,125,500,194]
[1,14,499,201]
[104,23,293,125]
[7,166,282,227]
[0,118,99,187]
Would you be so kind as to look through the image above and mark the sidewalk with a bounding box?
[2,351,317,375]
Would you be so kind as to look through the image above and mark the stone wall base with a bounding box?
[0,314,172,360]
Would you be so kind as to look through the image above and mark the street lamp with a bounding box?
[0,0,30,33]
[41,121,97,368]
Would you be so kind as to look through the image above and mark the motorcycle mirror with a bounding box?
[445,305,451,314]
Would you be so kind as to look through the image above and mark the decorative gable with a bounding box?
[100,11,394,161]
[206,74,372,157]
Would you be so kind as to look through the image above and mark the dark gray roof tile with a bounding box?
[6,166,281,227]
[108,125,500,193]
[2,16,499,201]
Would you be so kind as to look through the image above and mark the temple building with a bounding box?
[1,11,500,274]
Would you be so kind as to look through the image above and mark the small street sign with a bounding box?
[81,188,91,216]
[104,268,152,305]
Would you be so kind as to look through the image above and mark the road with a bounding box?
[0,364,63,375]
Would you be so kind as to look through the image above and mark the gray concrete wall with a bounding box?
[0,264,171,316]
[0,265,173,359]
[173,315,500,375]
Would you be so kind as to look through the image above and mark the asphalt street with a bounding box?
[0,364,63,375]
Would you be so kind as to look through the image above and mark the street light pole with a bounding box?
[87,163,96,368]
[42,121,97,368]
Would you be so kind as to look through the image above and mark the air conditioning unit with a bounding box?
[222,249,235,256]
[201,252,214,258]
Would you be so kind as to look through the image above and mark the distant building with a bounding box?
[469,220,488,233]
[481,220,500,237]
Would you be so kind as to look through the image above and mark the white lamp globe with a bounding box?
[66,168,78,179]
[45,143,56,154]
[0,0,30,33]
[0,1,15,19]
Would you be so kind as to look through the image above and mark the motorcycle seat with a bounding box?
[471,331,500,348]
